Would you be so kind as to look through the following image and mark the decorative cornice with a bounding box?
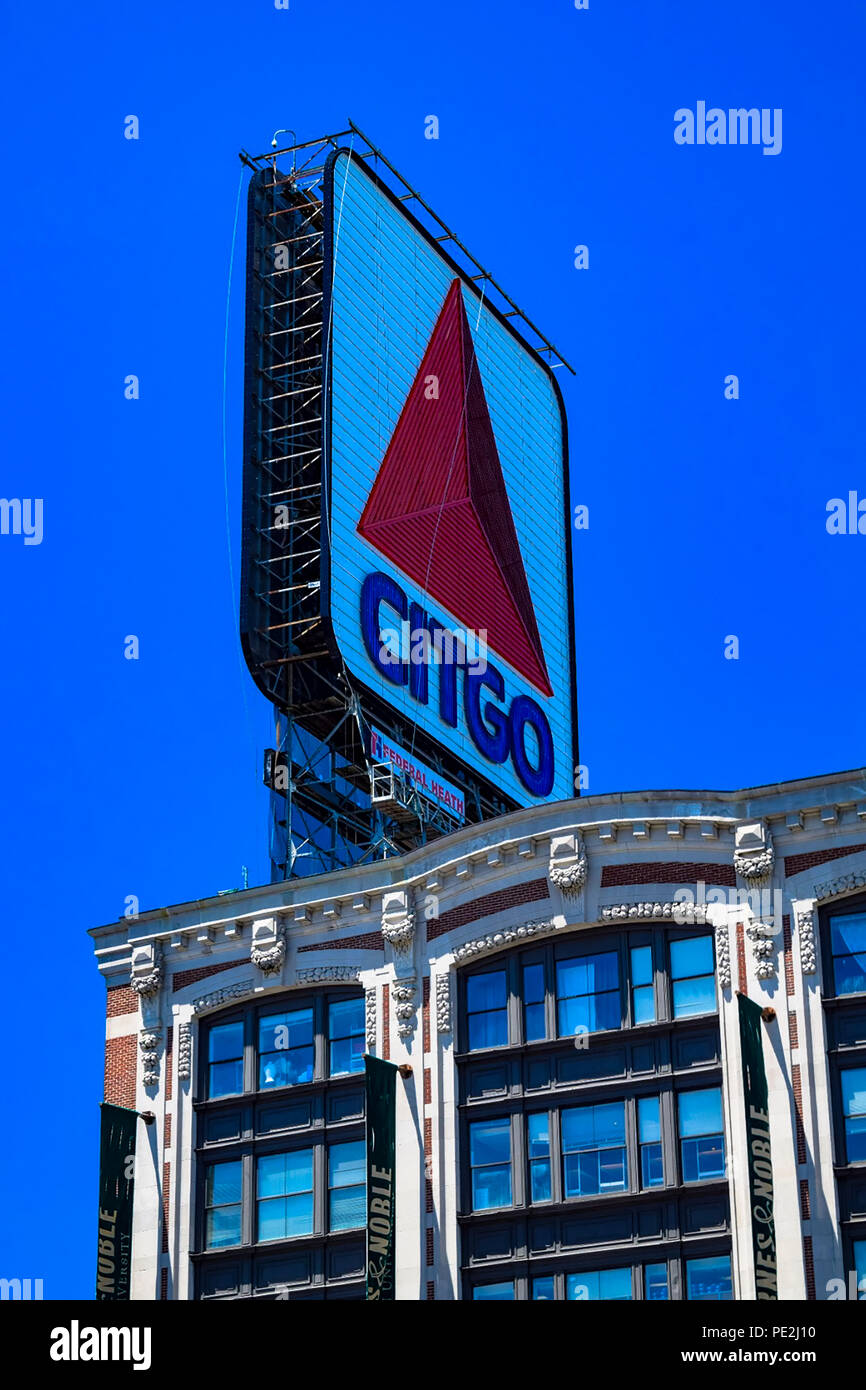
[435,972,452,1034]
[139,1029,161,1087]
[192,979,256,1014]
[453,917,559,963]
[715,919,732,989]
[601,901,709,923]
[796,907,817,975]
[177,1022,192,1080]
[296,965,361,984]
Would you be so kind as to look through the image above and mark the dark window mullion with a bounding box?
[550,1107,563,1205]
[315,1138,326,1235]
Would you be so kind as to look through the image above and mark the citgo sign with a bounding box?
[323,149,577,807]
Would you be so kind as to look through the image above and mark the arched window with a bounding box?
[194,988,367,1301]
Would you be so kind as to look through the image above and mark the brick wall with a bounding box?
[107,985,138,1017]
[736,921,747,993]
[784,841,866,878]
[165,1027,173,1103]
[792,1064,808,1165]
[172,958,244,993]
[427,877,549,942]
[601,861,736,888]
[783,916,795,997]
[104,1035,137,1108]
[298,930,383,953]
[803,1235,816,1300]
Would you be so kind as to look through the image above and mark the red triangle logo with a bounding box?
[357,279,552,697]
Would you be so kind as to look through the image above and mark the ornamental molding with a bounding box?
[365,989,377,1050]
[251,920,286,976]
[453,917,559,963]
[795,904,818,975]
[139,1028,161,1088]
[745,921,777,980]
[381,888,415,955]
[734,821,774,882]
[381,914,415,953]
[130,966,162,998]
[601,901,709,924]
[549,832,587,896]
[814,864,866,903]
[549,858,587,895]
[715,919,732,989]
[177,1022,192,1080]
[735,848,775,881]
[435,972,452,1034]
[192,979,256,1014]
[391,978,417,1039]
[296,965,362,985]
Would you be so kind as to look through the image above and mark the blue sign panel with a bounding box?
[324,150,576,807]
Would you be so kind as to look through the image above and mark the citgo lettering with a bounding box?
[360,571,554,796]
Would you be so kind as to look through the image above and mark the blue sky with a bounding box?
[0,0,863,1297]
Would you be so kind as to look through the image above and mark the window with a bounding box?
[631,946,655,1024]
[841,1068,866,1163]
[854,1240,866,1300]
[473,1282,514,1300]
[556,951,620,1037]
[679,1089,726,1181]
[204,1160,242,1249]
[466,969,508,1051]
[686,1254,732,1301]
[670,936,715,1018]
[830,912,866,996]
[202,988,365,1096]
[528,1112,552,1202]
[207,1021,244,1099]
[532,1276,555,1300]
[562,1101,627,1196]
[644,1263,668,1300]
[638,1096,664,1187]
[328,998,365,1077]
[470,1118,512,1210]
[196,991,367,1300]
[257,1149,314,1240]
[567,1268,632,1300]
[523,962,546,1042]
[328,1140,366,1231]
[258,1007,313,1089]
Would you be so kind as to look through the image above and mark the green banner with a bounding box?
[737,993,777,1300]
[96,1102,137,1300]
[365,1055,398,1301]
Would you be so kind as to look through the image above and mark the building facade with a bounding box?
[91,768,866,1301]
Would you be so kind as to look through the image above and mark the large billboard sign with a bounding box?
[321,149,577,808]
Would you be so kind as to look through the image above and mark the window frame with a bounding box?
[823,898,866,999]
[194,988,368,1296]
